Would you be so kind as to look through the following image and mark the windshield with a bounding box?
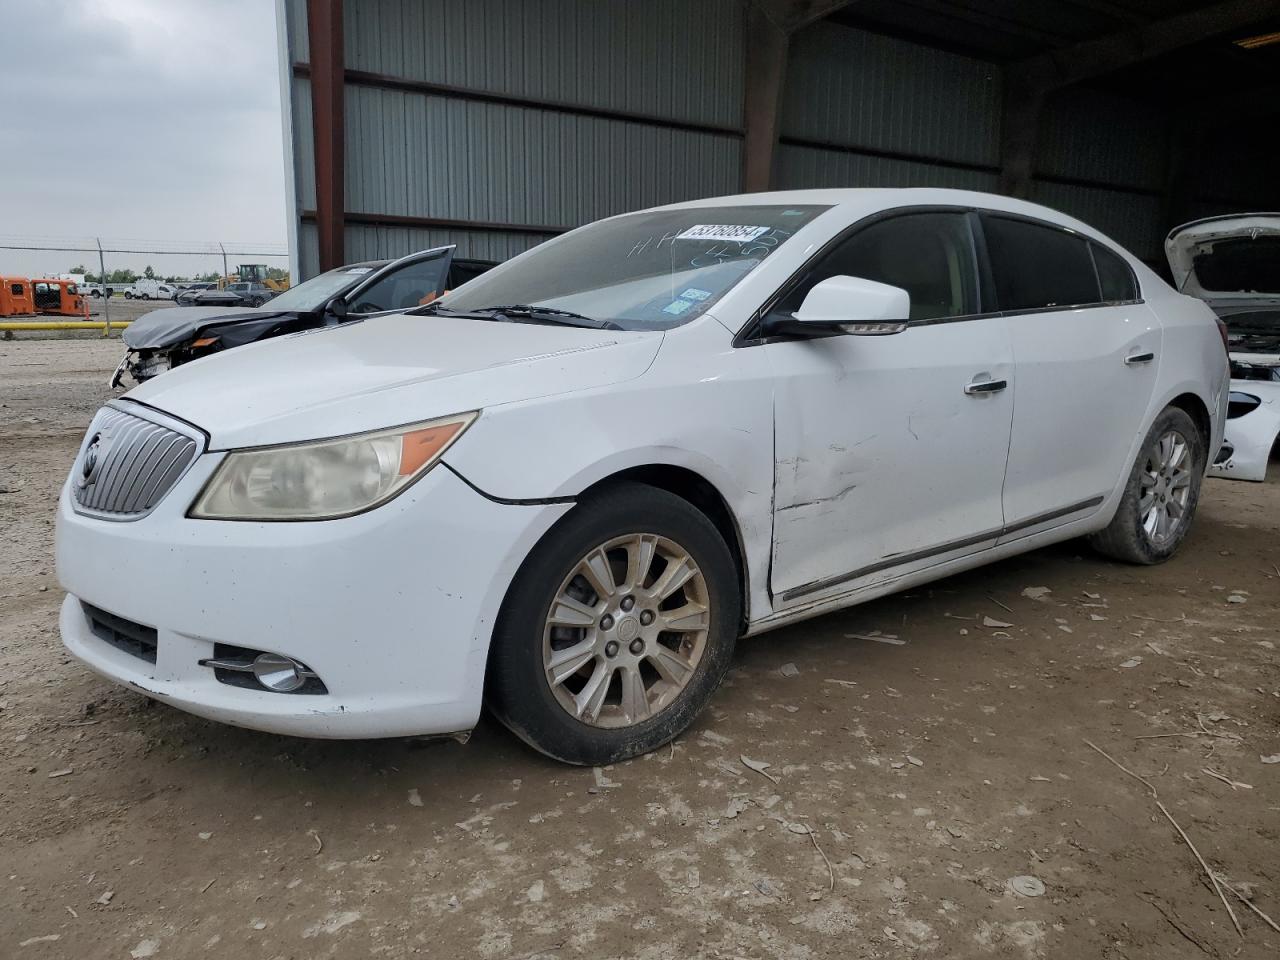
[439,204,830,331]
[263,264,380,311]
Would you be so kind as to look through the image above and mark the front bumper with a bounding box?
[56,456,570,738]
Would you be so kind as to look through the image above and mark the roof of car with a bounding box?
[638,187,1140,261]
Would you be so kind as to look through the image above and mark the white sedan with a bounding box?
[56,188,1228,765]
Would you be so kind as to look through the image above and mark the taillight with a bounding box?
[1214,315,1229,354]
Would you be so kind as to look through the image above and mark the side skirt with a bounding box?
[749,498,1105,638]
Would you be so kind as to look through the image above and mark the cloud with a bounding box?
[0,0,288,274]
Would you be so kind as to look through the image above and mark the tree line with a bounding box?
[67,264,289,284]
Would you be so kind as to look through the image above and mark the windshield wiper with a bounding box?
[407,300,623,329]
[465,304,623,330]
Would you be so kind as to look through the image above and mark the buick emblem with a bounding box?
[80,434,102,485]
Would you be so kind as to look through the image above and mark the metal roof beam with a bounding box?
[1012,0,1280,91]
[751,0,857,32]
[1000,0,1279,199]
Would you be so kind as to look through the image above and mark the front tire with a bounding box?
[1090,406,1205,564]
[487,483,740,765]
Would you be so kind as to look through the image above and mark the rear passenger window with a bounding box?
[981,215,1100,312]
[1091,242,1138,302]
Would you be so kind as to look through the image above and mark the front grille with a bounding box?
[83,603,158,664]
[72,406,200,519]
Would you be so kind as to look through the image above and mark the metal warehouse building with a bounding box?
[276,0,1280,280]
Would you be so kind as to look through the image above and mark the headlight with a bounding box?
[190,412,477,520]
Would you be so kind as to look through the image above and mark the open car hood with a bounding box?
[122,306,285,350]
[125,312,662,448]
[1165,214,1280,303]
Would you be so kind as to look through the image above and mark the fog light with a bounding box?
[253,653,308,692]
[199,645,326,694]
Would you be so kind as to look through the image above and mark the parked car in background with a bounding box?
[62,189,1227,764]
[182,281,275,308]
[1166,214,1280,481]
[125,279,176,301]
[111,246,495,385]
[81,282,107,297]
[174,281,217,305]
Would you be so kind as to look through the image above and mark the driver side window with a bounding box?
[349,257,450,313]
[770,211,981,324]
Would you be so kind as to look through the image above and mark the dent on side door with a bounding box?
[767,318,1014,603]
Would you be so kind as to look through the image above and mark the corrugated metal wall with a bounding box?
[282,3,1271,278]
[281,0,314,277]
[775,21,1176,263]
[1031,87,1170,260]
[779,24,1002,174]
[343,0,743,129]
[284,0,745,278]
[341,86,740,229]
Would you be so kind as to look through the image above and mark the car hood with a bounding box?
[123,305,275,349]
[125,312,662,448]
[1165,214,1280,302]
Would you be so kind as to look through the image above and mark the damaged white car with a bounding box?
[1167,214,1280,481]
[57,189,1227,765]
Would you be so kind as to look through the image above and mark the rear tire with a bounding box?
[487,483,740,765]
[1089,406,1205,564]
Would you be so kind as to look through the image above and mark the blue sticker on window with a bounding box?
[662,299,693,316]
[680,287,712,302]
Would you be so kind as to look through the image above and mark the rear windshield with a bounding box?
[1193,236,1280,294]
[440,205,830,331]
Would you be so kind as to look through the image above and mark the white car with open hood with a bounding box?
[1166,214,1280,481]
[56,189,1228,765]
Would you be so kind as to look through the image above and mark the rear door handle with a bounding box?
[964,378,1007,396]
[1124,351,1155,365]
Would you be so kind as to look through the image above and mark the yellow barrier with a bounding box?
[0,321,131,330]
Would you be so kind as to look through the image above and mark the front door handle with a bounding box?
[1124,351,1155,365]
[964,378,1008,396]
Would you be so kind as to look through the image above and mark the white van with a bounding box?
[125,279,176,301]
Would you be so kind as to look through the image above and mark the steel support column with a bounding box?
[742,6,790,193]
[307,0,345,271]
[997,87,1044,200]
[741,1,853,193]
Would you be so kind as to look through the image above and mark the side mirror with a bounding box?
[771,275,910,338]
[324,296,348,322]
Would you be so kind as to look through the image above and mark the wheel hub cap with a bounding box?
[1138,429,1192,545]
[542,533,711,729]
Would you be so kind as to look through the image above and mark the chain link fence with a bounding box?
[0,235,289,335]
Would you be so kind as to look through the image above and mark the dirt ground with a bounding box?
[2,336,1277,960]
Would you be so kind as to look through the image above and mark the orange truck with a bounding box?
[33,278,89,317]
[0,277,35,316]
[0,277,88,318]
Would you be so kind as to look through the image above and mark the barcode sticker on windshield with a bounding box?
[676,224,771,243]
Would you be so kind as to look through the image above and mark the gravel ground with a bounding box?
[1,337,1278,959]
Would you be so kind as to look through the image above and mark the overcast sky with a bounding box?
[1,0,287,277]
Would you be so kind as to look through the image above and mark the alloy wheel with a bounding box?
[542,533,710,728]
[1139,430,1192,545]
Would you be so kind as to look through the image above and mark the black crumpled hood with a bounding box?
[122,305,287,349]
